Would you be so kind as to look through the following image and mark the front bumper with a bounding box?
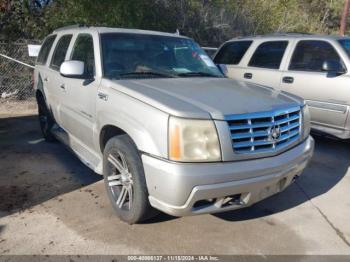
[142,136,314,216]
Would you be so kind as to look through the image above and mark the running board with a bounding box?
[51,124,69,146]
[51,125,103,175]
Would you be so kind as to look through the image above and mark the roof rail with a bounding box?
[270,32,313,36]
[53,24,90,32]
[235,32,313,39]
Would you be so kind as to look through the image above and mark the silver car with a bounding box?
[34,26,314,224]
[214,33,350,139]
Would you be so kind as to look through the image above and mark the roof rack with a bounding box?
[53,24,90,32]
[235,32,313,39]
[268,32,313,36]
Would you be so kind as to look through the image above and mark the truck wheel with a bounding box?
[103,135,158,224]
[37,96,56,142]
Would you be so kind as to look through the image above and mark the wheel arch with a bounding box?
[35,89,45,102]
[99,125,129,153]
[98,121,166,158]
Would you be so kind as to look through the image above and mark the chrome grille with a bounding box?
[226,107,301,154]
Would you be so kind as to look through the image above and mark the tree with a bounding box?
[0,0,348,44]
[340,0,350,35]
[0,0,51,40]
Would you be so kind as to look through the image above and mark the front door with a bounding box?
[280,40,350,130]
[59,33,98,149]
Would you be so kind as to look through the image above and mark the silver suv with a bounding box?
[34,26,314,224]
[214,33,350,139]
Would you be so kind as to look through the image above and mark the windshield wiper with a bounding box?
[177,72,222,78]
[118,71,176,79]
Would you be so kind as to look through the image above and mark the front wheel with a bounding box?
[103,135,158,224]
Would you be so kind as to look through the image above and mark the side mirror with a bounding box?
[322,60,346,74]
[60,60,85,78]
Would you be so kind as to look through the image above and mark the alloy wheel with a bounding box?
[107,151,133,210]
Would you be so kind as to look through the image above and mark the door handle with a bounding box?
[98,92,108,101]
[44,77,48,82]
[60,84,65,90]
[282,76,294,84]
[244,73,253,79]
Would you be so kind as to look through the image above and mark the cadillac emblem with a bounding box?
[269,125,281,141]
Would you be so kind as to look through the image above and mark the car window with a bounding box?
[248,41,288,69]
[50,34,73,70]
[338,39,350,58]
[36,35,57,65]
[289,40,343,72]
[214,41,252,65]
[100,33,223,79]
[71,34,95,78]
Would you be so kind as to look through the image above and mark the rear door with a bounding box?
[213,40,252,79]
[280,40,350,129]
[238,40,290,88]
[47,34,73,127]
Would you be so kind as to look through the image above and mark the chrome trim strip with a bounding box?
[306,100,348,114]
[225,106,300,121]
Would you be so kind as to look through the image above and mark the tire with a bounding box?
[103,135,158,224]
[37,95,56,142]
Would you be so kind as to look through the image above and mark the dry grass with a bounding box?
[0,98,37,116]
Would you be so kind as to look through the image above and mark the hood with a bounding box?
[105,77,303,120]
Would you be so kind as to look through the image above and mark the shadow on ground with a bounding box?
[0,114,101,218]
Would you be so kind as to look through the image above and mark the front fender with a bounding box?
[96,88,169,158]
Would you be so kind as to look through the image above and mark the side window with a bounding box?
[248,41,288,69]
[71,34,95,78]
[36,35,57,65]
[50,34,73,70]
[214,41,252,65]
[289,40,344,72]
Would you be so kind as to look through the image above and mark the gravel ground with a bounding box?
[0,102,350,255]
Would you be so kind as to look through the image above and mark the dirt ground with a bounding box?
[0,101,350,255]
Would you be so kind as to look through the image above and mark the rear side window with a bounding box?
[338,39,350,58]
[289,40,343,72]
[71,34,95,78]
[214,41,252,65]
[248,41,288,69]
[36,35,56,65]
[50,34,73,70]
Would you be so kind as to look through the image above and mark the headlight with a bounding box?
[168,116,221,162]
[302,104,311,139]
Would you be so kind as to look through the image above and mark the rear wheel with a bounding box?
[103,135,158,224]
[37,95,56,142]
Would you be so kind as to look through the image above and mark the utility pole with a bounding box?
[340,0,350,36]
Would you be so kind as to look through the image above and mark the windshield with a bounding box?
[338,39,350,58]
[100,33,223,79]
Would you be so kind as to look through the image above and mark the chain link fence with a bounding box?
[0,39,40,102]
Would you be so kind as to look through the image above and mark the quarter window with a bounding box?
[71,34,95,78]
[289,40,344,72]
[50,34,72,70]
[338,39,350,58]
[36,35,56,65]
[248,41,288,69]
[214,41,252,65]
